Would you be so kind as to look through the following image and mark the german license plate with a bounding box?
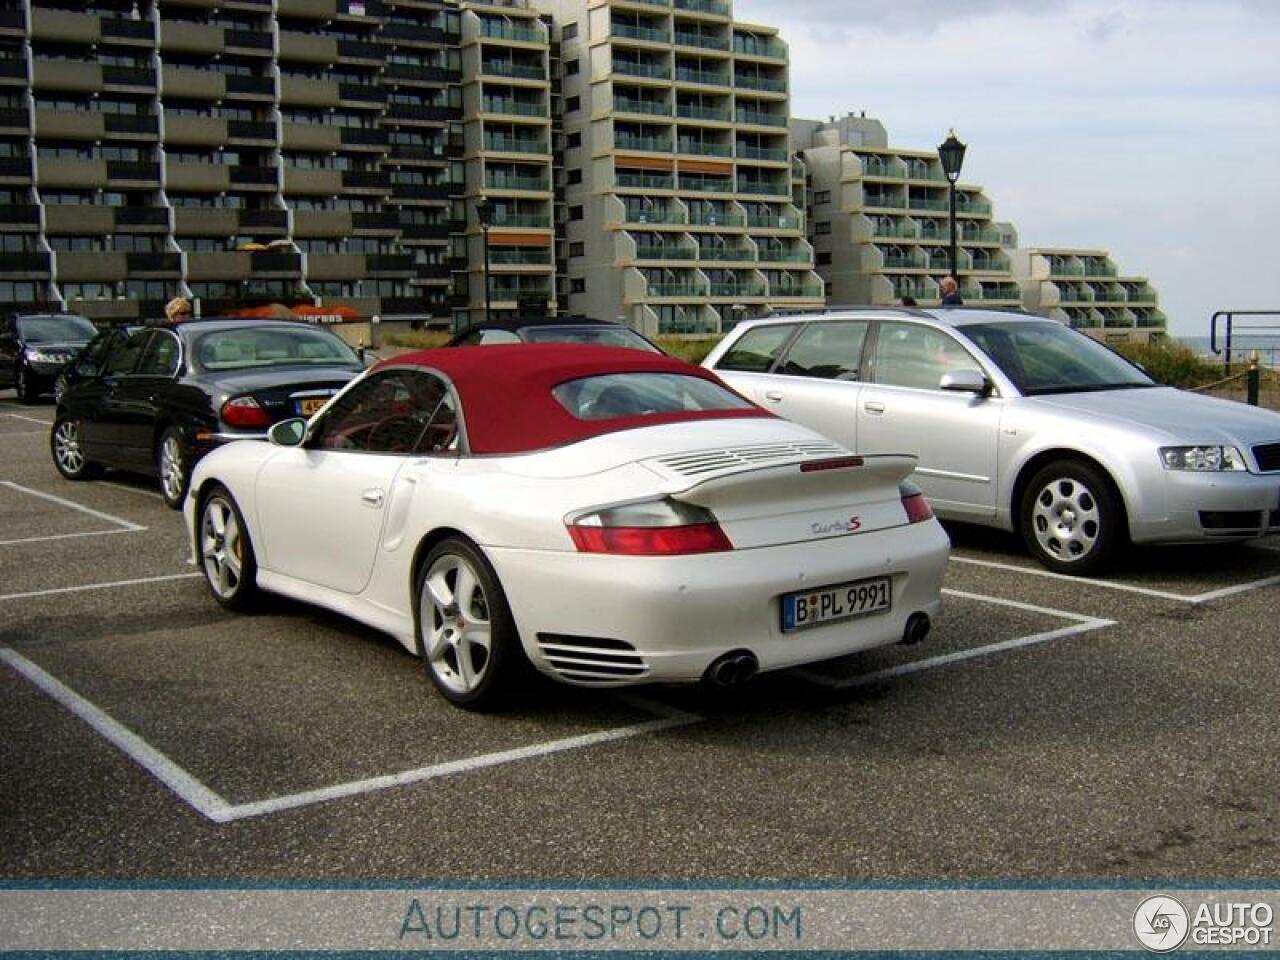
[297,396,329,416]
[781,576,891,633]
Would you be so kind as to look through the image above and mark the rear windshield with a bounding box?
[193,327,360,371]
[520,325,660,352]
[18,315,97,343]
[552,372,753,420]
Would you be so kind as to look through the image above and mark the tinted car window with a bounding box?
[193,327,358,371]
[714,324,798,373]
[136,330,180,377]
[315,370,456,454]
[962,320,1154,396]
[102,329,150,377]
[553,373,753,420]
[777,320,868,380]
[17,315,97,342]
[872,321,977,391]
[520,325,658,352]
[74,331,117,377]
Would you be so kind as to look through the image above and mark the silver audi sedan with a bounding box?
[705,307,1280,574]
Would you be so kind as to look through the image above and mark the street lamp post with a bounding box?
[475,195,492,323]
[937,130,967,285]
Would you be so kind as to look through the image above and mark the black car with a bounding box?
[447,315,663,352]
[0,312,99,404]
[52,319,364,508]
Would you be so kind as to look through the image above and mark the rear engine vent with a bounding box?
[536,634,648,684]
[1252,442,1280,473]
[654,441,845,478]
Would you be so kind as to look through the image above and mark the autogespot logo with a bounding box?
[1134,895,1190,953]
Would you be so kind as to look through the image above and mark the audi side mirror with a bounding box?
[939,368,989,395]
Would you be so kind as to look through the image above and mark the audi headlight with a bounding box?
[1159,445,1246,472]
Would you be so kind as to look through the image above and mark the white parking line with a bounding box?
[3,412,52,425]
[98,481,166,501]
[794,588,1115,690]
[0,430,49,437]
[0,643,702,824]
[0,572,201,603]
[0,480,145,545]
[951,554,1280,604]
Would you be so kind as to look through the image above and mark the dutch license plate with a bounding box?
[781,576,891,633]
[297,396,329,416]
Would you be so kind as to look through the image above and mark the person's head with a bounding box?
[939,276,958,297]
[165,297,192,323]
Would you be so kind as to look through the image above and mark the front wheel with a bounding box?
[1019,460,1123,575]
[416,537,525,710]
[199,485,260,610]
[157,427,191,510]
[50,417,101,481]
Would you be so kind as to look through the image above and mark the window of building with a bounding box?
[563,22,578,40]
[568,205,583,221]
[569,241,585,257]
[565,58,580,76]
[566,168,582,185]
[570,277,585,293]
[813,190,831,205]
[816,251,831,266]
[566,95,580,113]
[567,131,581,149]
[814,220,831,235]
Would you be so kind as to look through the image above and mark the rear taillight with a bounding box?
[221,395,272,429]
[900,482,934,524]
[567,498,733,555]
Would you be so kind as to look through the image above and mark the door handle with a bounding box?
[864,401,886,414]
[361,488,385,508]
[763,390,783,402]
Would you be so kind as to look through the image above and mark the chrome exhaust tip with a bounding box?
[900,612,931,645]
[702,650,760,688]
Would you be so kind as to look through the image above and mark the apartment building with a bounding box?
[792,113,1021,309]
[455,0,555,325]
[529,0,822,336]
[0,0,461,324]
[1013,247,1164,334]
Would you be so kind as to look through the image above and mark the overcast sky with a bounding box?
[732,0,1280,338]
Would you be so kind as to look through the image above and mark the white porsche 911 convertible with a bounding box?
[185,344,949,709]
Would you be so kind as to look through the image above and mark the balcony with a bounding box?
[102,18,154,42]
[614,134,671,152]
[883,254,926,269]
[737,144,787,162]
[481,61,544,81]
[677,104,731,122]
[697,247,753,261]
[102,66,156,89]
[863,194,905,209]
[687,209,742,226]
[616,172,673,190]
[227,120,276,142]
[227,75,275,97]
[906,195,948,212]
[734,74,785,93]
[733,36,786,59]
[613,60,671,80]
[747,212,799,229]
[675,67,728,86]
[115,207,171,228]
[635,244,697,260]
[756,247,810,263]
[737,179,789,197]
[647,282,708,297]
[673,31,729,51]
[480,22,543,44]
[709,281,763,296]
[240,209,290,230]
[343,171,392,192]
[680,176,733,193]
[225,30,273,52]
[0,252,50,273]
[612,23,672,44]
[0,157,29,178]
[490,280,551,299]
[107,161,161,184]
[230,165,280,187]
[772,282,823,297]
[489,250,552,266]
[734,109,786,128]
[484,134,549,154]
[956,197,992,215]
[387,103,460,123]
[675,0,730,14]
[482,97,546,118]
[489,213,551,228]
[484,173,550,192]
[125,252,182,274]
[678,139,731,157]
[366,254,416,273]
[615,98,672,117]
[623,206,685,224]
[106,114,160,137]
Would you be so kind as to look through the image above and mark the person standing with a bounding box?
[164,297,193,323]
[939,276,963,306]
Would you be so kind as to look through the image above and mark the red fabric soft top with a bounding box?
[373,344,771,454]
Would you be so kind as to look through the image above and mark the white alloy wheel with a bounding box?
[51,417,99,480]
[158,429,188,508]
[422,551,493,696]
[1031,475,1100,563]
[1020,459,1121,575]
[200,489,258,608]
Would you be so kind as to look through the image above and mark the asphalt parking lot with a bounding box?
[2,391,1279,882]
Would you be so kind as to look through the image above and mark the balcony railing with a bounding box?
[906,196,948,212]
[648,282,708,297]
[675,67,728,86]
[491,281,551,297]
[680,176,732,193]
[697,247,754,261]
[733,37,786,58]
[635,245,697,260]
[956,198,992,214]
[737,179,789,196]
[735,109,786,128]
[773,282,824,297]
[484,134,548,154]
[883,255,925,269]
[481,61,544,80]
[480,22,542,43]
[616,172,674,190]
[612,23,672,44]
[674,31,729,50]
[734,74,785,93]
[737,145,786,162]
[709,282,764,296]
[687,209,743,226]
[747,213,798,229]
[613,60,671,80]
[863,193,905,209]
[906,166,947,182]
[615,98,671,116]
[615,134,671,152]
[862,164,904,179]
[962,227,1003,242]
[678,139,731,157]
[676,104,730,122]
[873,222,917,239]
[483,98,545,117]
[489,213,551,228]
[757,248,809,262]
[484,174,550,191]
[489,250,551,265]
[624,206,685,224]
[675,0,730,14]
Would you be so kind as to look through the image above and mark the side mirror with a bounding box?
[269,418,307,447]
[939,368,989,395]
